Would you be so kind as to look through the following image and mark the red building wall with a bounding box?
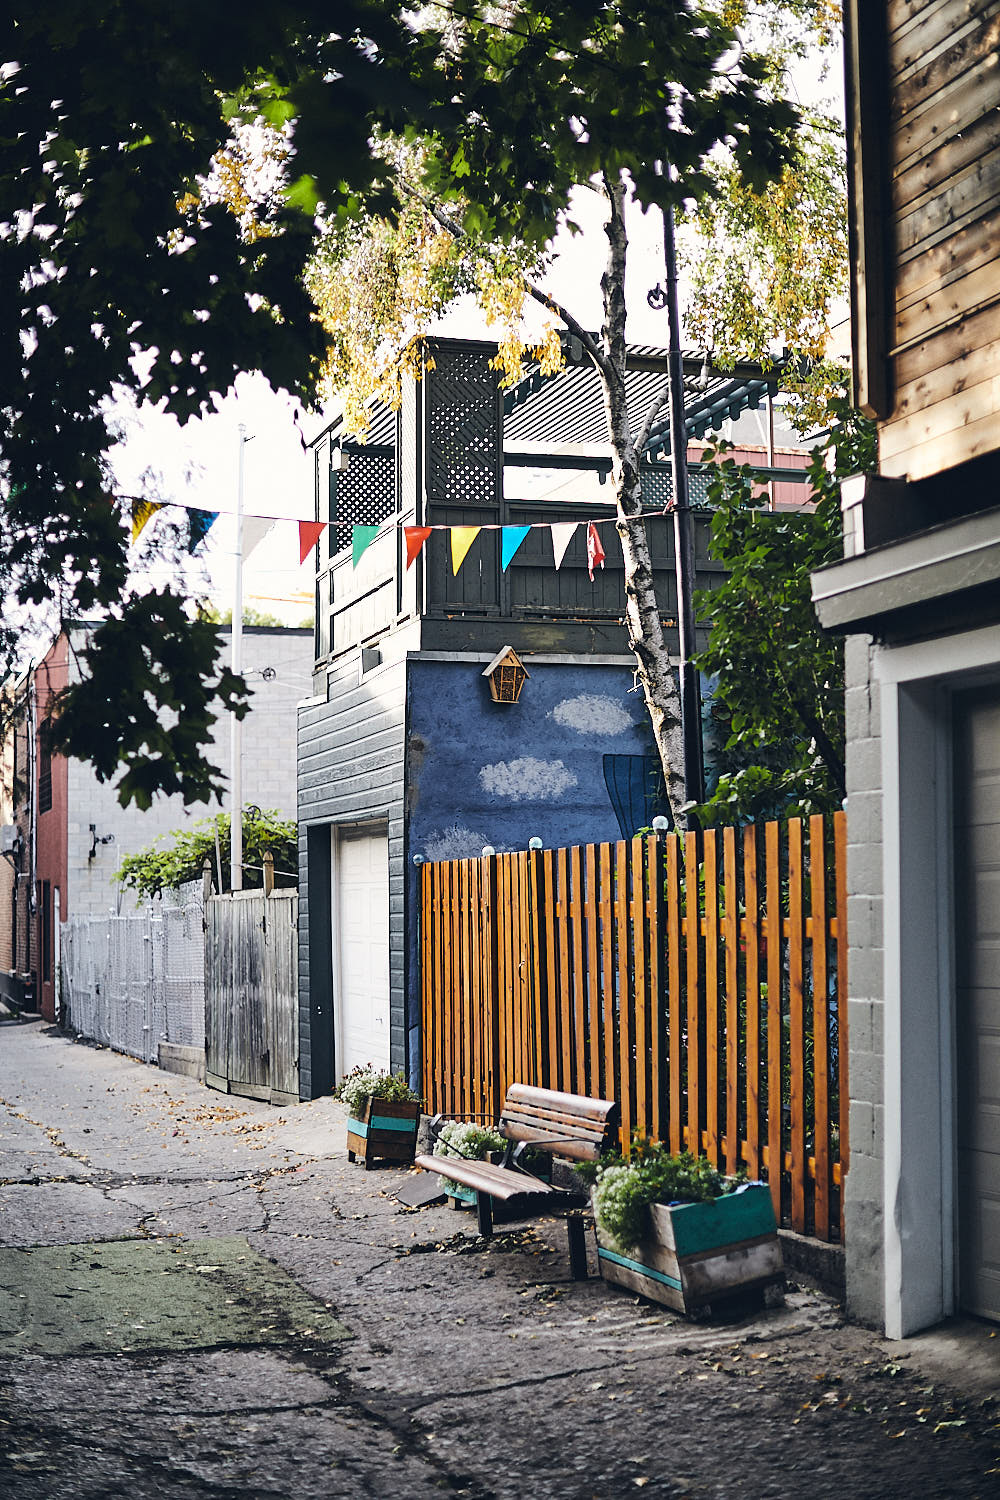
[30,637,69,1022]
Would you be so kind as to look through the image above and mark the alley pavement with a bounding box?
[1,1020,998,1499]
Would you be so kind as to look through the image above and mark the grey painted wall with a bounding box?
[843,631,886,1328]
[297,651,407,1098]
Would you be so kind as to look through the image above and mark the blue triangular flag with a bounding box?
[188,509,219,553]
[501,525,531,573]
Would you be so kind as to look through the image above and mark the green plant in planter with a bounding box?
[579,1142,747,1252]
[334,1066,421,1115]
[433,1120,506,1196]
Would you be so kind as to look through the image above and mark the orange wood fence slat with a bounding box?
[684,831,701,1173]
[632,837,649,1134]
[666,836,682,1155]
[723,827,740,1178]
[615,841,633,1153]
[788,820,807,1231]
[810,814,831,1241]
[419,815,849,1243]
[765,820,783,1225]
[743,825,761,1183]
[703,830,720,1163]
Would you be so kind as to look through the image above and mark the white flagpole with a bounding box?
[230,424,252,892]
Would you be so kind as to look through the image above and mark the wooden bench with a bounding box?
[414,1084,619,1279]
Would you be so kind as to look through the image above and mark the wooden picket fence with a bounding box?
[420,812,847,1241]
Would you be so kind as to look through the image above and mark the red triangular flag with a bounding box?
[404,526,432,570]
[299,520,326,565]
[587,521,606,581]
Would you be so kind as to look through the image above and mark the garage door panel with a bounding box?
[336,831,390,1078]
[957,1154,1000,1321]
[955,688,1000,1321]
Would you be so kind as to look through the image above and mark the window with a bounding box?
[38,719,52,813]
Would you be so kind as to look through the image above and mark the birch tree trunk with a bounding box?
[597,174,688,828]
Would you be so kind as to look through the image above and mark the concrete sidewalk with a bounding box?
[1,1020,997,1498]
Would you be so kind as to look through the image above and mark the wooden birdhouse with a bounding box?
[482,646,530,704]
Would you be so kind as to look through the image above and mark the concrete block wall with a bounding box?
[843,631,886,1327]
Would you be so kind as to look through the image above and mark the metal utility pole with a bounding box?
[658,191,705,808]
[230,424,252,892]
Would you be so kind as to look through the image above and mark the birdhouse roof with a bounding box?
[482,646,530,679]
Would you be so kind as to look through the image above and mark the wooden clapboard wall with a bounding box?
[847,0,1000,481]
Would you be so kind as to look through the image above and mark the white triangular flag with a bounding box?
[242,516,277,563]
[550,521,578,570]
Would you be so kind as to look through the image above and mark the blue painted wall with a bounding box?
[404,656,659,1082]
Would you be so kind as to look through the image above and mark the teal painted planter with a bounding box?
[346,1096,421,1169]
[594,1182,783,1314]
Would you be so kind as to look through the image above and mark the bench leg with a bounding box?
[475,1192,493,1239]
[566,1213,588,1281]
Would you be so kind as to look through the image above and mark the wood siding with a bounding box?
[850,1,1000,480]
[296,658,407,1095]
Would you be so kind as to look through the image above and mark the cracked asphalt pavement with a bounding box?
[2,1021,999,1498]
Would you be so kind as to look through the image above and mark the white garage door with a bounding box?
[336,830,390,1079]
[954,689,1000,1322]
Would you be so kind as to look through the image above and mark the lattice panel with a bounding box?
[640,465,713,509]
[427,346,500,506]
[332,451,396,555]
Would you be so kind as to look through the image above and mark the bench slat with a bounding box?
[414,1153,556,1201]
[506,1083,616,1121]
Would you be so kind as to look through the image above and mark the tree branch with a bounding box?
[414,190,612,381]
[635,382,672,454]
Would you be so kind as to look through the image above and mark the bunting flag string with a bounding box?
[118,488,625,582]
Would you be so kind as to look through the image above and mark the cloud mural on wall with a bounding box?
[421,824,491,862]
[479,757,578,800]
[548,693,635,736]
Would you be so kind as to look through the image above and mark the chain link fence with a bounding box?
[61,884,205,1063]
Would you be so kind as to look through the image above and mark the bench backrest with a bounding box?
[498,1084,619,1163]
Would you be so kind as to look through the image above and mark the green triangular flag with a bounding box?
[352,525,379,567]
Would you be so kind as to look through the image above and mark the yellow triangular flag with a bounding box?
[450,525,480,575]
[131,498,164,543]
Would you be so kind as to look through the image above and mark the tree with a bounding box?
[0,2,442,805]
[691,401,876,823]
[309,0,812,826]
[117,809,297,898]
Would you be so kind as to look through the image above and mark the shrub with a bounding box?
[432,1120,506,1195]
[334,1066,421,1114]
[581,1142,746,1251]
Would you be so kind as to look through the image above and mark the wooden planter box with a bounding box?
[346,1097,421,1169]
[594,1182,783,1314]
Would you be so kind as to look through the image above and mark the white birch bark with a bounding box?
[596,174,687,827]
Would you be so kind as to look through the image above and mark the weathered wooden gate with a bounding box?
[205,889,299,1106]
